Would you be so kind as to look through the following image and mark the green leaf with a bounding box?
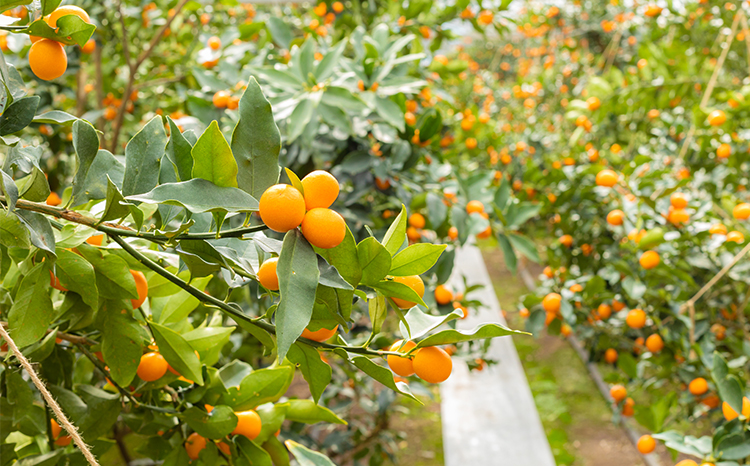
[373,278,426,307]
[71,149,125,205]
[622,276,646,300]
[255,404,288,445]
[381,205,407,256]
[149,321,204,385]
[122,116,166,197]
[18,15,95,47]
[230,77,281,199]
[507,233,540,263]
[505,203,540,229]
[285,440,337,466]
[266,17,292,49]
[17,166,50,202]
[262,436,290,466]
[126,179,258,214]
[638,227,665,250]
[71,119,100,206]
[32,111,76,125]
[286,343,331,404]
[617,352,637,379]
[165,117,194,182]
[715,434,750,460]
[497,233,517,273]
[78,248,138,300]
[373,96,405,132]
[0,170,18,212]
[414,323,529,348]
[217,360,253,389]
[181,405,237,440]
[73,385,121,441]
[390,243,446,276]
[222,366,294,410]
[316,256,353,290]
[0,96,39,136]
[100,306,142,386]
[16,209,55,254]
[276,230,319,362]
[280,399,346,424]
[314,40,346,82]
[8,263,53,347]
[315,226,361,286]
[288,98,315,142]
[399,307,463,340]
[54,248,98,308]
[0,210,29,249]
[100,176,136,223]
[368,295,387,336]
[182,325,234,365]
[191,120,238,188]
[237,436,273,466]
[357,237,392,286]
[157,276,213,323]
[349,355,419,402]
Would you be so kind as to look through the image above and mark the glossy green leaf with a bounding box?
[288,98,315,142]
[0,96,39,136]
[100,306,143,386]
[414,323,529,348]
[149,321,204,385]
[0,170,18,212]
[72,149,125,205]
[8,263,53,347]
[18,15,95,47]
[715,434,750,460]
[54,248,98,308]
[381,205,407,256]
[276,230,319,362]
[349,355,419,402]
[286,343,331,404]
[315,226,361,286]
[222,366,294,410]
[230,77,281,199]
[71,119,100,206]
[389,243,446,276]
[368,294,387,336]
[182,405,237,440]
[357,237,392,286]
[78,247,138,300]
[507,233,540,263]
[73,385,121,441]
[280,399,345,424]
[0,210,29,249]
[16,209,55,254]
[122,116,166,196]
[126,179,258,214]
[373,96,404,131]
[266,17,292,49]
[17,166,50,202]
[32,111,76,125]
[373,278,426,307]
[165,117,194,182]
[399,307,463,341]
[237,436,273,466]
[191,120,238,188]
[285,440,336,466]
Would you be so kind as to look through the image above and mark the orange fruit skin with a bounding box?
[717,143,731,159]
[569,284,583,293]
[733,203,750,220]
[645,334,664,353]
[722,396,750,421]
[49,270,68,292]
[559,234,573,247]
[55,435,72,446]
[213,91,230,108]
[670,192,688,209]
[217,441,231,456]
[604,348,618,364]
[466,200,485,214]
[301,325,338,342]
[208,36,221,50]
[636,435,655,454]
[232,410,262,440]
[434,285,454,305]
[639,250,660,269]
[609,384,627,402]
[46,192,62,206]
[29,39,67,81]
[710,223,728,235]
[130,270,148,309]
[185,432,207,460]
[387,340,417,377]
[86,234,104,246]
[259,184,306,232]
[413,346,453,383]
[476,226,492,239]
[595,169,618,187]
[543,266,554,278]
[707,110,726,126]
[390,275,425,309]
[447,226,458,240]
[726,231,745,243]
[257,257,279,291]
[607,209,624,225]
[137,352,168,382]
[51,419,62,439]
[301,208,346,249]
[688,377,708,396]
[406,226,421,242]
[409,213,426,229]
[301,170,339,210]
[542,292,561,313]
[81,39,96,54]
[46,5,90,28]
[668,209,690,225]
[625,309,646,329]
[596,303,612,320]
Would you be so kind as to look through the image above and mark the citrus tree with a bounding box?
[0,1,530,465]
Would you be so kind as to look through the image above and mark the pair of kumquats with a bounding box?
[387,340,453,384]
[29,5,95,81]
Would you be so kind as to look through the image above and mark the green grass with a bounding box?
[387,389,444,466]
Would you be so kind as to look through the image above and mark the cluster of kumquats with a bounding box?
[26,5,95,81]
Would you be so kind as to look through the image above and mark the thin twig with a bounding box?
[0,326,100,466]
[681,241,750,312]
[116,0,132,68]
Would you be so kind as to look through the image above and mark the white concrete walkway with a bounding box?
[440,244,555,466]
